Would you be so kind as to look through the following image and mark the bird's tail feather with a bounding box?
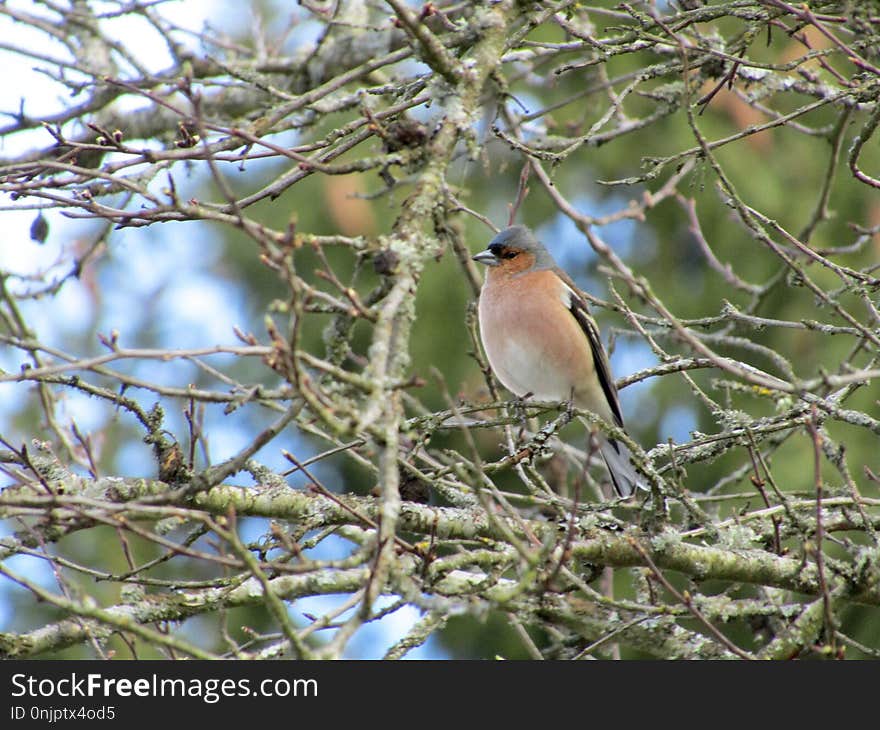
[599,437,647,498]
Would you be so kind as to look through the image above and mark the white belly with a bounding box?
[481,319,576,402]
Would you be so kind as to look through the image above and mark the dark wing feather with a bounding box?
[564,282,625,429]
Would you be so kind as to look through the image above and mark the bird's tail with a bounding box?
[599,437,647,498]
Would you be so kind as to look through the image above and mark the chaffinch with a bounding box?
[472,225,646,497]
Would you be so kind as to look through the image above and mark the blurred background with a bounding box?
[1,0,878,658]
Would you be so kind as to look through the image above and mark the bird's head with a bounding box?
[472,225,557,276]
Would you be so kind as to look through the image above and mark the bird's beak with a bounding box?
[472,249,499,267]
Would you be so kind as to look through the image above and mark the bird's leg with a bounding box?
[512,392,533,443]
[564,388,576,421]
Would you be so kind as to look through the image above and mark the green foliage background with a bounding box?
[1,0,878,659]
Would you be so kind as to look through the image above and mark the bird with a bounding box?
[472,224,646,497]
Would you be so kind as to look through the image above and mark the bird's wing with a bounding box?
[557,273,625,429]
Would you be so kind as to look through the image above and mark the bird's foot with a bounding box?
[513,392,533,442]
[563,392,576,422]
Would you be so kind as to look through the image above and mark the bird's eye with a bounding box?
[490,245,517,260]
